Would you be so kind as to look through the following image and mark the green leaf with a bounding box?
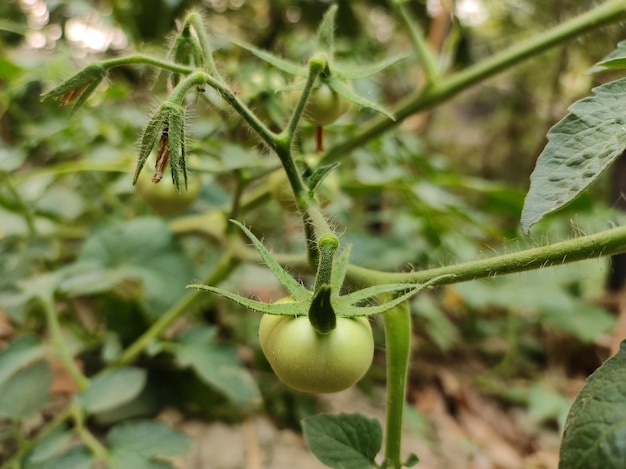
[0,335,44,385]
[107,454,175,469]
[527,384,571,429]
[77,367,146,414]
[23,427,73,469]
[107,420,190,458]
[302,413,382,469]
[521,77,626,232]
[174,326,262,408]
[559,341,626,468]
[307,163,341,192]
[60,217,195,315]
[404,453,420,467]
[43,446,94,469]
[0,359,53,420]
[588,40,626,73]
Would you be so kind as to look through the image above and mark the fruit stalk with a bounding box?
[308,234,339,334]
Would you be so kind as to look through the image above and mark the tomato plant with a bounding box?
[5,1,626,469]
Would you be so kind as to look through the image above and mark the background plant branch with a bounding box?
[320,0,626,165]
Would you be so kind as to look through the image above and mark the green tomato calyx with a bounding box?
[308,285,336,334]
[308,233,339,333]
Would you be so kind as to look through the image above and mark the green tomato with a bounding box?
[259,299,374,393]
[291,82,351,127]
[268,163,340,212]
[135,169,200,216]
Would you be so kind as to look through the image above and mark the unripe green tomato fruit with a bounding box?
[290,82,351,127]
[268,169,339,212]
[135,169,200,216]
[267,171,299,212]
[259,299,374,393]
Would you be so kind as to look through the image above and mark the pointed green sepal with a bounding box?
[167,103,187,191]
[308,284,336,334]
[134,107,166,185]
[133,102,188,191]
[230,220,312,302]
[328,76,395,120]
[42,63,107,116]
[337,275,454,318]
[187,284,307,316]
[316,5,337,55]
[337,54,410,79]
[229,38,307,76]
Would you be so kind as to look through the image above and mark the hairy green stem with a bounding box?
[197,72,279,150]
[186,11,222,79]
[101,55,194,75]
[113,249,238,366]
[348,224,626,287]
[313,234,339,291]
[382,301,411,469]
[320,0,626,165]
[281,53,326,140]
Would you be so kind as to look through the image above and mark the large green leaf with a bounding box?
[559,341,626,468]
[76,367,146,414]
[0,335,44,385]
[23,427,74,469]
[107,420,190,464]
[521,77,626,232]
[174,326,262,409]
[59,217,195,315]
[0,359,53,420]
[302,413,382,469]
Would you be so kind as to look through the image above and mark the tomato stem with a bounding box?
[382,300,411,469]
[309,234,339,333]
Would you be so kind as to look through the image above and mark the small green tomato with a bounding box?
[259,298,374,393]
[290,82,352,127]
[135,169,200,216]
